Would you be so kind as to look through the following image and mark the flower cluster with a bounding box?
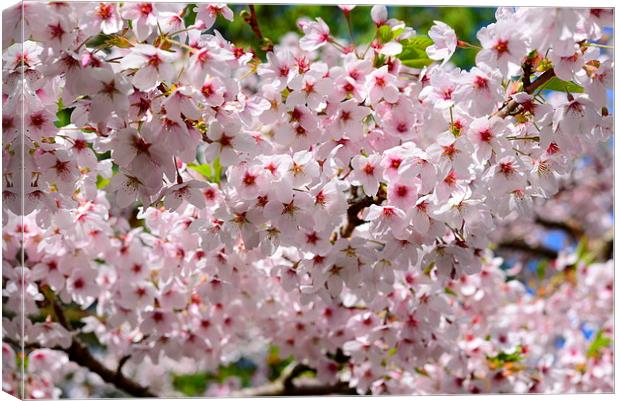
[2,3,613,397]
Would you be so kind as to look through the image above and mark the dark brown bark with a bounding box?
[496,239,558,259]
[495,68,556,118]
[51,299,156,397]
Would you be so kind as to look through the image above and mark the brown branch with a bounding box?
[64,338,156,397]
[243,5,273,52]
[495,68,556,118]
[534,216,584,240]
[50,299,156,397]
[40,296,356,398]
[522,59,533,88]
[232,363,355,396]
[603,238,613,261]
[233,378,356,396]
[341,186,387,238]
[496,239,557,259]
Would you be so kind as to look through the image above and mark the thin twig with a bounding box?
[243,5,273,52]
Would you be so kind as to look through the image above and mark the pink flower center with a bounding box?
[473,76,488,89]
[132,136,151,153]
[242,172,256,186]
[499,162,514,176]
[444,171,457,185]
[442,144,457,157]
[315,191,326,206]
[390,158,402,169]
[278,66,290,77]
[295,125,307,136]
[139,3,153,16]
[74,278,85,289]
[479,129,493,142]
[395,185,408,198]
[54,160,71,175]
[48,22,65,41]
[382,207,395,217]
[546,142,560,155]
[96,4,113,20]
[147,54,162,68]
[494,39,509,55]
[30,113,45,128]
[201,84,214,98]
[305,232,319,244]
[219,133,233,147]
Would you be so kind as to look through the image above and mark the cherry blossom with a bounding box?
[1,3,613,399]
[426,20,457,64]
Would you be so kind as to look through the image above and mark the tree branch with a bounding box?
[495,68,556,118]
[232,362,355,396]
[341,186,386,238]
[234,378,356,396]
[496,239,557,259]
[30,297,358,398]
[534,216,584,240]
[50,299,156,397]
[242,5,273,52]
[64,338,156,397]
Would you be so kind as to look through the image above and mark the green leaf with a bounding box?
[423,262,435,276]
[574,236,597,266]
[96,175,111,189]
[54,107,74,128]
[396,36,434,69]
[539,77,584,93]
[85,33,111,48]
[402,35,434,50]
[487,346,524,366]
[377,25,394,44]
[212,157,222,184]
[400,57,433,69]
[266,345,294,381]
[217,359,257,387]
[188,158,222,183]
[188,163,212,178]
[377,25,405,44]
[536,260,548,281]
[444,287,457,296]
[172,358,257,396]
[373,54,386,68]
[17,353,28,371]
[183,4,198,27]
[587,330,611,358]
[96,150,112,161]
[172,373,207,396]
[106,35,133,49]
[575,237,588,260]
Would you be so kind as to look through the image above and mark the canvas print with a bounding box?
[1,1,614,398]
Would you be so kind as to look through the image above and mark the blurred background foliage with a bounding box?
[201,4,496,69]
